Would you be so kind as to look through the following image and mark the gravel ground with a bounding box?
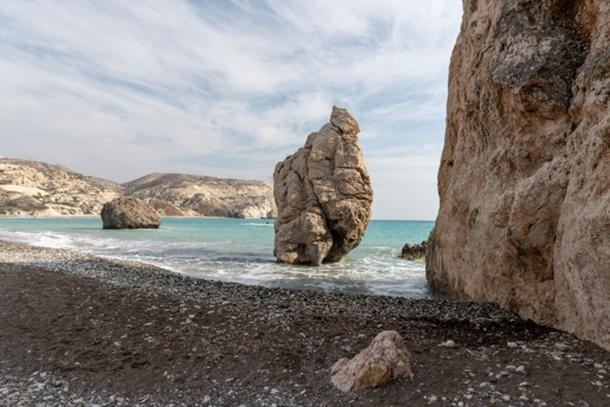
[0,240,609,406]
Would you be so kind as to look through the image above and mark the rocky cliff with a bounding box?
[0,158,276,219]
[427,0,609,349]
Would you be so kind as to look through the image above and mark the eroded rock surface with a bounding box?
[427,0,610,349]
[273,107,373,265]
[101,197,160,229]
[401,241,427,261]
[330,331,413,392]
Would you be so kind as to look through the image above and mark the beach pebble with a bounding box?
[554,342,570,351]
[439,340,456,348]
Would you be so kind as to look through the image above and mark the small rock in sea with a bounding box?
[101,197,160,230]
[400,241,427,260]
[439,339,456,348]
[330,330,413,392]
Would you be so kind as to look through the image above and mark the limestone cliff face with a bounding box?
[0,158,276,219]
[124,173,276,219]
[427,0,609,349]
[0,158,121,216]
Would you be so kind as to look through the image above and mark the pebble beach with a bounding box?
[0,240,609,406]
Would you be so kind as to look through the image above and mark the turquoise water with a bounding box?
[0,217,434,298]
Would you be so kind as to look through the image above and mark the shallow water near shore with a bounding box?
[0,217,433,298]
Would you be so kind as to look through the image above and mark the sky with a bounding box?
[0,1,462,220]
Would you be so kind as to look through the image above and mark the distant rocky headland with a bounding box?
[0,157,276,219]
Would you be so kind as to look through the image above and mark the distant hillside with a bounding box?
[0,158,276,219]
[0,158,122,216]
[124,173,276,219]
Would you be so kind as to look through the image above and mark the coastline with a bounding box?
[0,215,254,219]
[0,240,608,406]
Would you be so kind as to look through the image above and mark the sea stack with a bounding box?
[273,106,373,265]
[427,1,610,349]
[101,197,161,229]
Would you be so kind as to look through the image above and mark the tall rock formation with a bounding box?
[273,106,373,265]
[427,0,609,349]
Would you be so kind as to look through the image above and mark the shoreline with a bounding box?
[0,240,608,406]
[0,218,434,299]
[0,215,434,222]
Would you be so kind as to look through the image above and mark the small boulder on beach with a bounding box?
[400,241,427,260]
[101,197,160,229]
[330,330,413,392]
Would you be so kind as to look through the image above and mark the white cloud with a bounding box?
[0,0,462,219]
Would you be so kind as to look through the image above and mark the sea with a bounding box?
[0,217,434,298]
